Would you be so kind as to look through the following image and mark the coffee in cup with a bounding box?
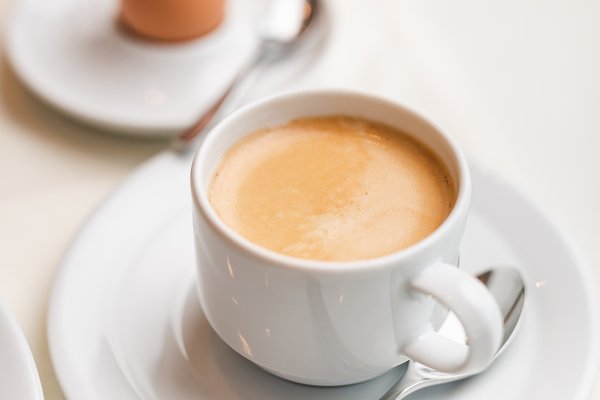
[191,90,503,386]
[209,115,457,261]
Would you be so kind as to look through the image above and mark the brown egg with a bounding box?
[120,0,225,41]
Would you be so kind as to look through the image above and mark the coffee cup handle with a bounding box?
[402,262,503,373]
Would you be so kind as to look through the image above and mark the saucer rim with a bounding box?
[46,150,600,399]
[473,169,600,400]
[4,0,260,137]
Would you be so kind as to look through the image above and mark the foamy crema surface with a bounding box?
[209,116,456,261]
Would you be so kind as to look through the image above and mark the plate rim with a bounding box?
[0,300,44,400]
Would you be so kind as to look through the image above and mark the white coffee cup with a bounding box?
[190,90,503,386]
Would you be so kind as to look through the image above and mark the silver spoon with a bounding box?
[172,0,327,153]
[380,266,526,399]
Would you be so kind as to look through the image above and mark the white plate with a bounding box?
[0,301,44,400]
[5,0,267,137]
[48,151,600,399]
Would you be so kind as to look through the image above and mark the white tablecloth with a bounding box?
[0,0,599,398]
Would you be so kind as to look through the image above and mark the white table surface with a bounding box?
[0,0,599,398]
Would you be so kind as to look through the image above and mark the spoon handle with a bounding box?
[379,365,432,400]
[381,364,460,400]
[171,45,271,155]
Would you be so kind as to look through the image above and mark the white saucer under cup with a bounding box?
[47,150,600,400]
[5,0,270,137]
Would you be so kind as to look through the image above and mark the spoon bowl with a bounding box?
[174,0,328,151]
[379,266,526,399]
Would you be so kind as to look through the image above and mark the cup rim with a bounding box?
[191,89,471,273]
